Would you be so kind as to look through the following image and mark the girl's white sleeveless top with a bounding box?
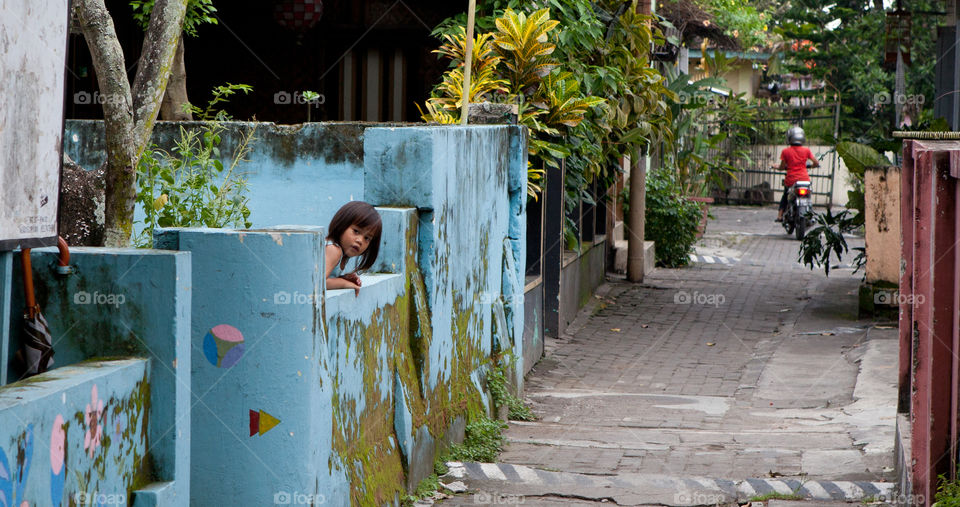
[326,240,358,277]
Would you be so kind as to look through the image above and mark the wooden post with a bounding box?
[460,0,477,125]
[627,152,646,282]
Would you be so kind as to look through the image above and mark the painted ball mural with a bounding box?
[203,324,245,368]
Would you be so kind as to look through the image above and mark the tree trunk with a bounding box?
[160,38,192,121]
[76,0,188,246]
[627,151,646,282]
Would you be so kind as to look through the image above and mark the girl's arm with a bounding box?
[325,244,361,295]
[324,244,342,281]
[327,276,361,295]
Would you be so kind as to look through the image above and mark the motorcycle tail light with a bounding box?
[797,187,810,197]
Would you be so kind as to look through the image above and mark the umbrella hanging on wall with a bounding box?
[16,248,55,377]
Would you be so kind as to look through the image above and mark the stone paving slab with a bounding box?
[437,206,894,505]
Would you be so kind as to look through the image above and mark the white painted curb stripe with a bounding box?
[834,481,864,499]
[802,481,832,500]
[769,480,795,495]
[514,465,541,484]
[737,481,756,497]
[694,478,719,490]
[480,463,507,481]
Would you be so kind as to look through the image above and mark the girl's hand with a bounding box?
[326,276,361,297]
[341,273,362,287]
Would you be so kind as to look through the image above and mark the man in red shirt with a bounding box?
[776,126,819,222]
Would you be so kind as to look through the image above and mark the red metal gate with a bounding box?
[900,139,960,505]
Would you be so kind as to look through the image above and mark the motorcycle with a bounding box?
[782,180,813,240]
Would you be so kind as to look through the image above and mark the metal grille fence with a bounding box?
[707,103,841,207]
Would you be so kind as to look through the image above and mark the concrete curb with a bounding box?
[445,462,896,505]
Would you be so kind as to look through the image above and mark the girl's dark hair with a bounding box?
[327,201,382,272]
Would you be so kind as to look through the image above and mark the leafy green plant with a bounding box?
[798,208,864,276]
[749,492,804,502]
[423,7,604,202]
[183,83,253,121]
[446,417,508,463]
[302,90,321,122]
[935,474,960,507]
[660,61,756,198]
[487,363,536,421]
[130,0,217,36]
[134,123,255,246]
[429,1,675,250]
[419,29,508,121]
[799,141,890,276]
[640,168,702,268]
[401,472,442,506]
[492,9,560,95]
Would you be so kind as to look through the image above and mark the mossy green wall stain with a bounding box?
[331,303,407,506]
[329,249,494,504]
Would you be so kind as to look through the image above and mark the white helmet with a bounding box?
[786,126,805,146]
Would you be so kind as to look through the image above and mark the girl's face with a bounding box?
[340,223,375,257]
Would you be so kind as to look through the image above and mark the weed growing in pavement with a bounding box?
[402,473,441,506]
[399,364,527,504]
[447,417,508,463]
[487,364,536,421]
[401,459,450,506]
[748,492,804,502]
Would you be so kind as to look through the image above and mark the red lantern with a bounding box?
[884,8,911,68]
[274,0,323,32]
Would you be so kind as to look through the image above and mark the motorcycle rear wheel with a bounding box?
[795,217,806,240]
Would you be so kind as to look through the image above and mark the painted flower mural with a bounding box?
[84,385,104,458]
[49,415,65,506]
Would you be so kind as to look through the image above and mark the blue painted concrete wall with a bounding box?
[64,121,375,231]
[364,126,528,388]
[38,121,531,505]
[0,359,149,507]
[153,227,338,505]
[0,248,192,506]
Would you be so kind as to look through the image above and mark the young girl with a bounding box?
[325,201,382,296]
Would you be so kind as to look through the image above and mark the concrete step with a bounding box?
[438,461,896,506]
[613,239,655,275]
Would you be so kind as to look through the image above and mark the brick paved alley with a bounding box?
[438,205,899,506]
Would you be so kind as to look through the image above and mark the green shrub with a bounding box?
[446,417,508,463]
[487,363,536,421]
[134,122,254,247]
[639,168,702,268]
[935,474,960,507]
